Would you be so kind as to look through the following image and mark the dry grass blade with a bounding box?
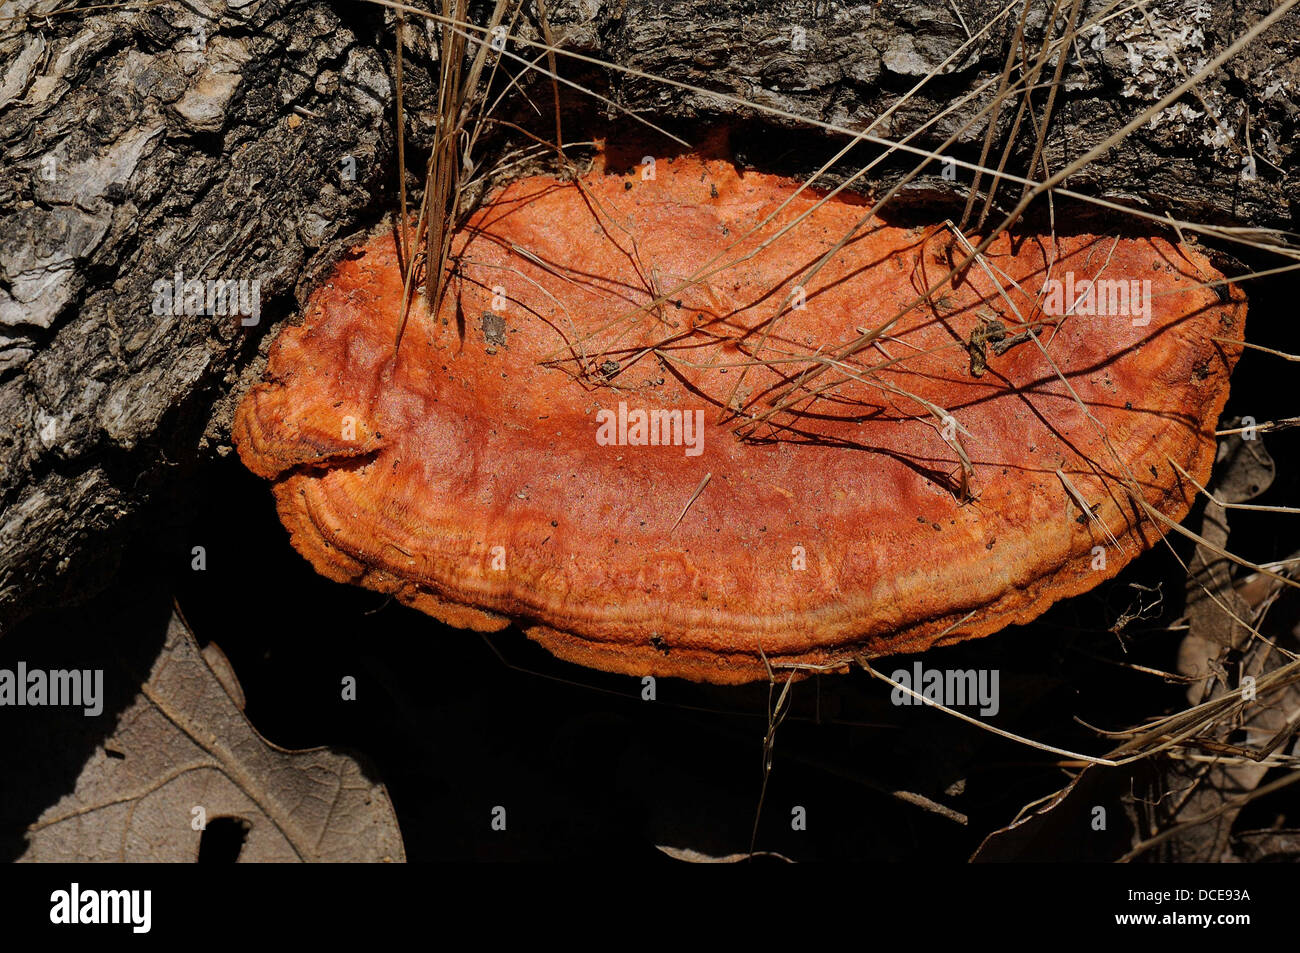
[394,8,409,270]
[670,472,712,533]
[750,651,796,857]
[394,0,514,350]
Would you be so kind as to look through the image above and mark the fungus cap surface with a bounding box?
[234,154,1244,684]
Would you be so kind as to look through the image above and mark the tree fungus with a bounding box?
[234,152,1244,683]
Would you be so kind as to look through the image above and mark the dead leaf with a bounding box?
[18,614,405,862]
[1152,432,1298,861]
[655,845,793,863]
[201,641,245,711]
[1179,432,1274,667]
[1233,828,1300,862]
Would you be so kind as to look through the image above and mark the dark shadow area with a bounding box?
[0,569,173,860]
[198,817,251,864]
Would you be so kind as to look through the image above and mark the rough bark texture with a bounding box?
[1,0,1296,630]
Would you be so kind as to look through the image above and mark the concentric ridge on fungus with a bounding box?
[234,153,1245,684]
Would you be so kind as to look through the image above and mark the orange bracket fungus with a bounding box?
[233,150,1245,684]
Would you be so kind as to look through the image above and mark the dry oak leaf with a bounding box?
[20,615,405,862]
